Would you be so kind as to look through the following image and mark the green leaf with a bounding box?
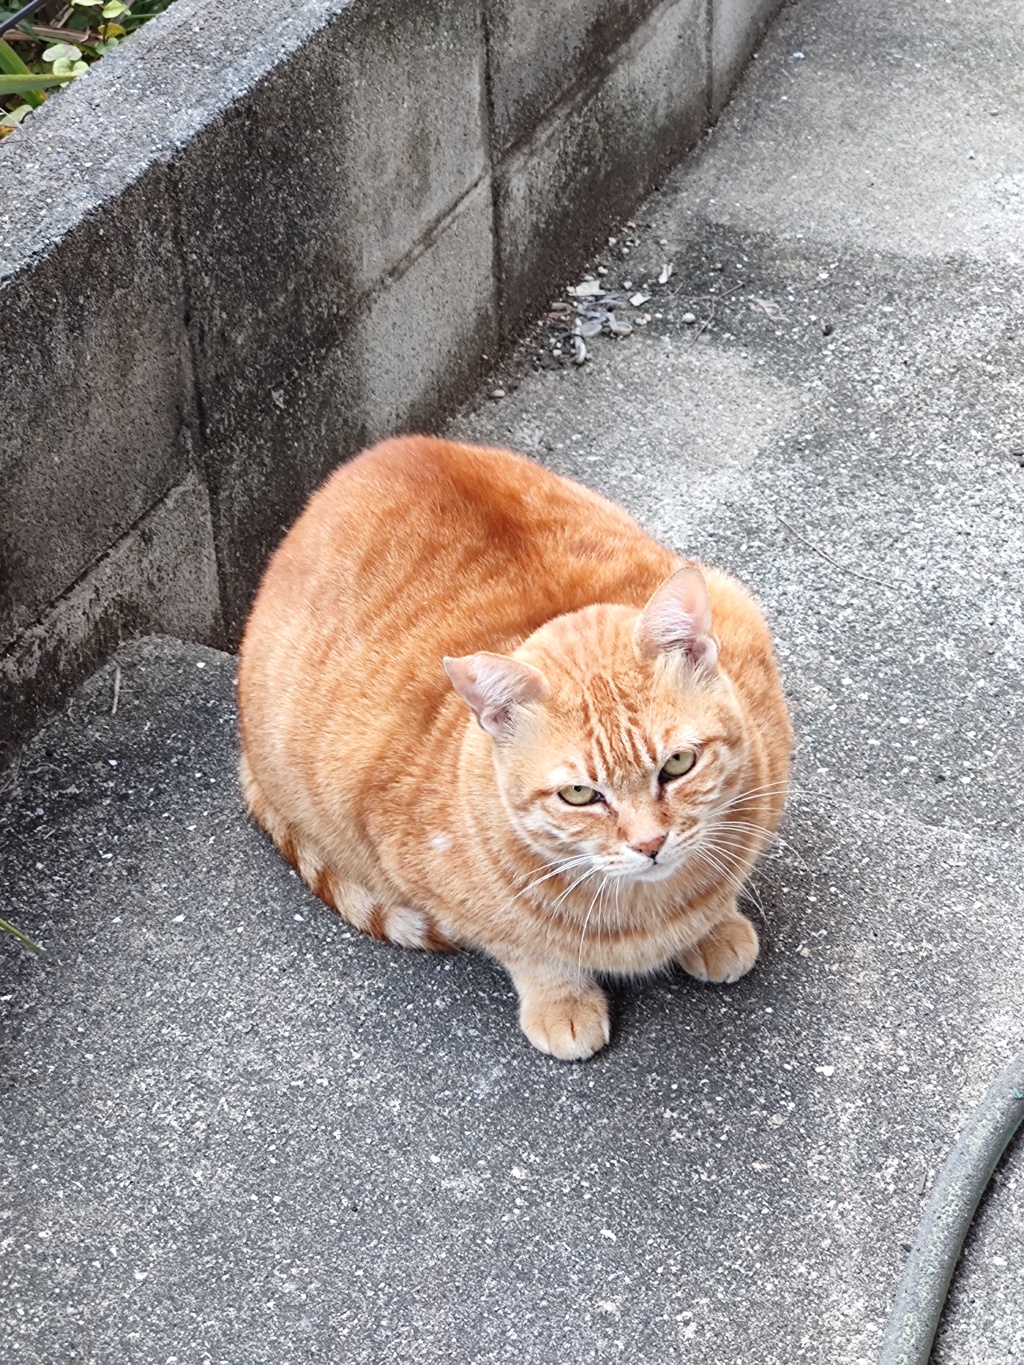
[71,0,104,7]
[0,37,31,72]
[0,917,52,959]
[0,103,33,127]
[51,57,89,77]
[93,37,121,55]
[0,72,75,94]
[43,42,83,62]
[102,0,128,14]
[0,36,44,107]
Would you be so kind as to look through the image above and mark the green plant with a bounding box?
[0,0,177,137]
[0,915,51,958]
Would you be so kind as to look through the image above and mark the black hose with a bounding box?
[0,0,53,42]
[879,1044,1024,1364]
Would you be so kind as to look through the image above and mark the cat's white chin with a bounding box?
[608,859,681,885]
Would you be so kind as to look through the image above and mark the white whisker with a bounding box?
[577,876,607,975]
[508,854,594,905]
[704,844,770,926]
[551,865,599,913]
[718,783,791,813]
[711,818,809,870]
[696,842,769,925]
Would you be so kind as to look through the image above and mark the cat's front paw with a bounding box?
[519,987,611,1061]
[680,913,759,984]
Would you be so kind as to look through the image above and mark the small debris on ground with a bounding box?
[750,297,784,320]
[528,228,750,376]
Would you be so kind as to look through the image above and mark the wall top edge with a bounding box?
[0,0,355,283]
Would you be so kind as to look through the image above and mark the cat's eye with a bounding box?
[660,750,696,781]
[558,784,602,806]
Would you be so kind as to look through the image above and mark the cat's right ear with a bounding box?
[634,567,719,670]
[443,653,549,741]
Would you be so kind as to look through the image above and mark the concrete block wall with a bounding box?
[494,0,709,337]
[0,0,783,767]
[711,0,782,114]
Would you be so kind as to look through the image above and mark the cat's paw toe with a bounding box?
[680,914,759,984]
[520,990,611,1061]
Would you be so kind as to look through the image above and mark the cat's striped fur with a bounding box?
[237,437,791,1058]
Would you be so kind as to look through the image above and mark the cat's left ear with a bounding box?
[443,652,549,740]
[634,567,719,670]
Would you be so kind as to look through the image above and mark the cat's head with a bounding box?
[444,569,756,886]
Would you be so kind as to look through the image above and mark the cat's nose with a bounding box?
[632,833,667,860]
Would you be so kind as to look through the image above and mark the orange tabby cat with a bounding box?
[237,436,791,1059]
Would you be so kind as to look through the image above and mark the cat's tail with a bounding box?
[239,750,456,951]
